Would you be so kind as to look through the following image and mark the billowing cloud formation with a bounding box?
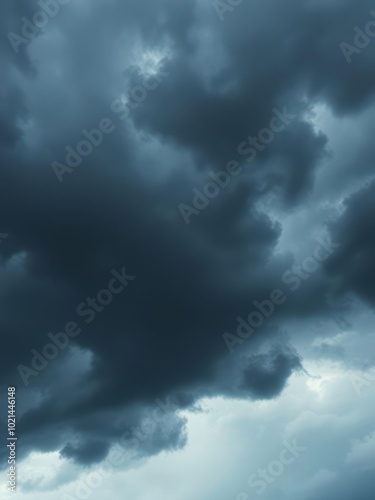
[0,2,375,498]
[327,181,375,302]
[240,346,303,398]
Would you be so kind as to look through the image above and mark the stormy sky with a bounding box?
[1,0,375,498]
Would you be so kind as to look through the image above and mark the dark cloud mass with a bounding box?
[239,347,303,398]
[0,0,375,498]
[327,180,375,302]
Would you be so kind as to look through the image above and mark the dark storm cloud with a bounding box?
[326,180,375,303]
[0,0,374,470]
[60,440,110,465]
[130,0,375,200]
[239,346,303,398]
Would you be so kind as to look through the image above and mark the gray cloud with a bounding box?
[0,4,374,499]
